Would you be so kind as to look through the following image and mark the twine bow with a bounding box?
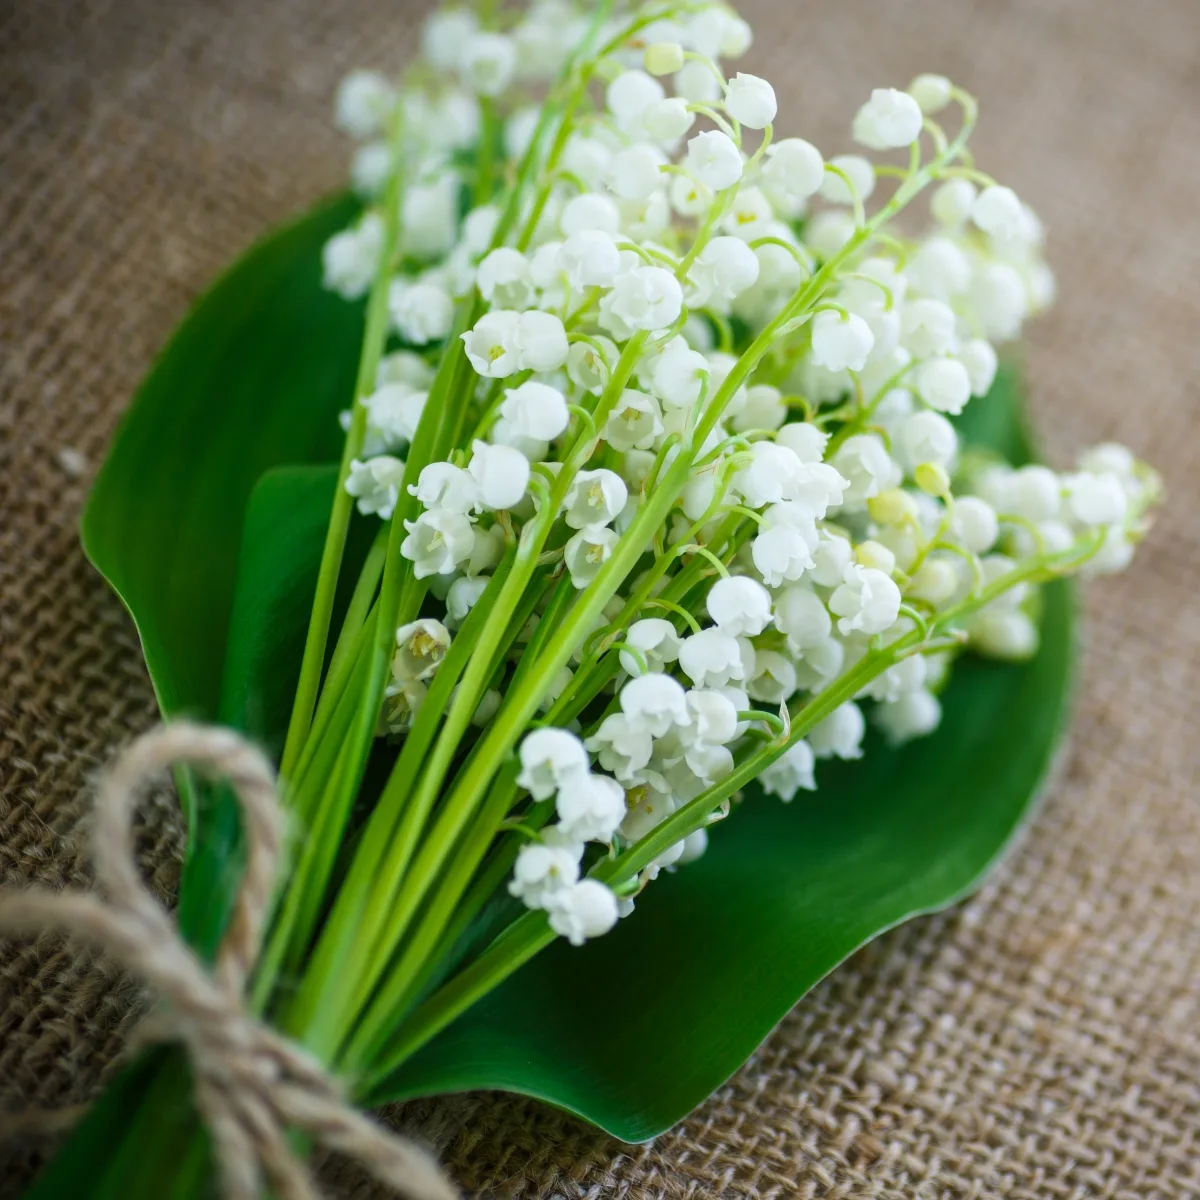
[0,722,457,1200]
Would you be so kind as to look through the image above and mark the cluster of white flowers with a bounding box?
[324,1,1158,944]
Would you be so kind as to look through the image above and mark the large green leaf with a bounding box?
[80,193,364,952]
[81,192,363,724]
[64,176,1074,1185]
[219,463,374,752]
[376,580,1073,1138]
[370,368,1076,1140]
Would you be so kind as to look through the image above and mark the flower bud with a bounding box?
[915,461,951,497]
[644,41,684,76]
[867,488,920,527]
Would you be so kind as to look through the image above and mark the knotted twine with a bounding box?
[0,722,458,1200]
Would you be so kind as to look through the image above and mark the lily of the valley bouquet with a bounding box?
[37,0,1159,1194]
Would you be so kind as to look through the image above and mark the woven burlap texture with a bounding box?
[3,0,1198,1196]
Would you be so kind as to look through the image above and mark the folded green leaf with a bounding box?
[71,194,1075,1166]
[81,193,363,726]
[374,578,1073,1139]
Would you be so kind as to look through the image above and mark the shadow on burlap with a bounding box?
[2,0,1198,1195]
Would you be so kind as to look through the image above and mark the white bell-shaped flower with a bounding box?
[517,728,590,800]
[601,267,683,334]
[895,410,958,473]
[906,237,971,302]
[1008,464,1062,521]
[901,298,958,359]
[950,495,1000,553]
[686,130,744,192]
[618,619,682,678]
[774,422,827,464]
[393,618,451,683]
[344,455,407,519]
[586,713,654,783]
[459,32,517,97]
[688,7,752,58]
[546,879,621,945]
[564,469,628,530]
[684,688,740,746]
[864,653,928,703]
[445,575,489,627]
[462,310,522,377]
[908,73,952,114]
[679,627,748,688]
[606,69,665,129]
[762,138,824,200]
[335,70,396,139]
[968,608,1039,660]
[400,509,476,578]
[829,563,902,636]
[567,337,617,394]
[971,185,1025,239]
[362,383,426,449]
[560,192,621,237]
[930,178,976,228]
[564,524,619,587]
[604,389,664,452]
[468,440,529,511]
[691,236,760,304]
[513,310,569,372]
[620,672,690,737]
[746,649,797,706]
[808,701,866,760]
[752,521,817,587]
[477,248,535,309]
[733,384,787,433]
[773,584,832,649]
[810,310,875,372]
[409,461,480,515]
[731,442,803,509]
[830,434,901,507]
[915,356,972,415]
[874,690,943,746]
[809,531,854,588]
[820,154,875,205]
[724,72,777,129]
[651,337,709,408]
[557,229,621,290]
[322,215,385,300]
[388,280,454,345]
[606,145,666,202]
[1064,471,1128,527]
[959,339,998,397]
[500,380,570,443]
[508,841,580,908]
[971,263,1028,341]
[759,739,817,800]
[620,773,677,841]
[556,774,627,844]
[643,96,695,141]
[706,575,773,637]
[852,87,923,150]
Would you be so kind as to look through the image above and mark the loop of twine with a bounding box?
[0,722,457,1200]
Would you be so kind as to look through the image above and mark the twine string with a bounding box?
[0,722,457,1200]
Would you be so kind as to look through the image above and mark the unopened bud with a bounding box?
[645,42,685,76]
[867,487,920,526]
[909,558,959,607]
[855,539,897,575]
[915,460,951,497]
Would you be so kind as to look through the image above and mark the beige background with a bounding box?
[2,0,1199,1195]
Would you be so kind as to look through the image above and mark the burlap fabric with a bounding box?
[3,0,1198,1195]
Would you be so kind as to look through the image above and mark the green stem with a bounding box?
[280,127,407,783]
